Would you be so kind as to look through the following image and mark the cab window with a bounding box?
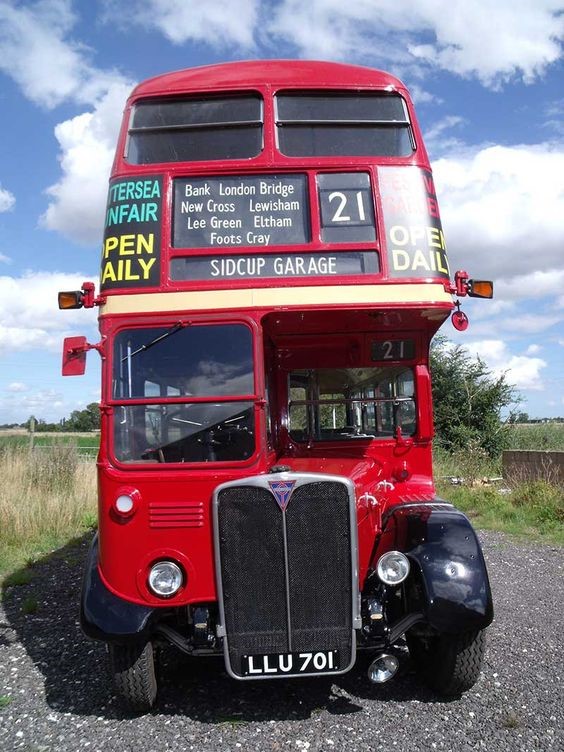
[288,366,415,442]
[112,323,255,463]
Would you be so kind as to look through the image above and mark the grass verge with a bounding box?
[435,446,563,545]
[0,445,97,583]
[436,481,564,545]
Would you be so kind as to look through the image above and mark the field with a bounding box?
[504,421,564,450]
[0,431,100,457]
[0,443,97,581]
[0,424,562,582]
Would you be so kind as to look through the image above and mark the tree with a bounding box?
[64,403,100,432]
[508,411,530,424]
[430,337,518,457]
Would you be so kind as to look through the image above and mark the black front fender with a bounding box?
[380,503,493,634]
[80,534,157,643]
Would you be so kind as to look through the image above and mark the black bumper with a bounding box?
[80,534,157,643]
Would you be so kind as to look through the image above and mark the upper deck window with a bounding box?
[276,91,414,157]
[127,95,263,164]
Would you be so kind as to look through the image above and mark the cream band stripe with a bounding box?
[100,283,453,315]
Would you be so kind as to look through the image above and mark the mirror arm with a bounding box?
[445,270,493,299]
[66,337,105,358]
[81,281,106,308]
[443,270,471,296]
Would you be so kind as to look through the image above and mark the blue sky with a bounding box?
[0,0,563,424]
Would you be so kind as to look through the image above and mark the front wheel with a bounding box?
[407,629,486,696]
[108,641,157,712]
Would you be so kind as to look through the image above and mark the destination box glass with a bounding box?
[172,175,310,249]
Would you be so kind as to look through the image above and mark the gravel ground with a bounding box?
[0,530,562,752]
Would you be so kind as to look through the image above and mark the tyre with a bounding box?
[407,629,486,696]
[108,641,157,711]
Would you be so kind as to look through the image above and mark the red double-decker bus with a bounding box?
[59,60,493,711]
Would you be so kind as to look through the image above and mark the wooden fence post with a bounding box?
[28,416,35,455]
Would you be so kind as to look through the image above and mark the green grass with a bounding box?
[22,596,39,614]
[0,445,97,582]
[216,716,248,727]
[434,438,563,547]
[0,434,27,451]
[505,422,564,451]
[3,569,34,587]
[436,479,564,545]
[434,444,501,482]
[0,695,12,709]
[0,432,99,457]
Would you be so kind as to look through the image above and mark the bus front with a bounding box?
[59,61,493,710]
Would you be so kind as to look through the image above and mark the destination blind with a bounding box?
[170,251,379,281]
[173,175,309,248]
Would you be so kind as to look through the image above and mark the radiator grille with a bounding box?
[216,477,354,678]
[286,483,353,654]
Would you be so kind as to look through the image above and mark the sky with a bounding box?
[0,0,563,424]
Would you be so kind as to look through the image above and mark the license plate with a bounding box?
[242,649,339,677]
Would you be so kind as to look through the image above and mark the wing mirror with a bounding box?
[61,336,104,376]
[62,336,88,376]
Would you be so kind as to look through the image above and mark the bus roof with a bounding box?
[129,60,408,99]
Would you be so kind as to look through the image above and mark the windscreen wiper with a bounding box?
[122,321,188,361]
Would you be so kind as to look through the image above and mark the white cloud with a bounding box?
[407,84,440,105]
[0,0,82,108]
[502,313,562,335]
[525,344,542,355]
[433,144,564,280]
[470,299,516,320]
[110,0,260,48]
[0,389,64,422]
[40,80,133,244]
[0,252,12,264]
[543,98,564,137]
[407,1,564,87]
[0,272,98,355]
[0,0,127,109]
[467,339,547,391]
[495,269,564,302]
[0,1,134,245]
[6,382,28,393]
[265,1,564,87]
[425,116,465,143]
[104,1,564,87]
[0,185,15,212]
[266,1,414,67]
[424,116,466,157]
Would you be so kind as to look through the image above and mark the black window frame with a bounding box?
[275,90,415,158]
[125,93,264,165]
